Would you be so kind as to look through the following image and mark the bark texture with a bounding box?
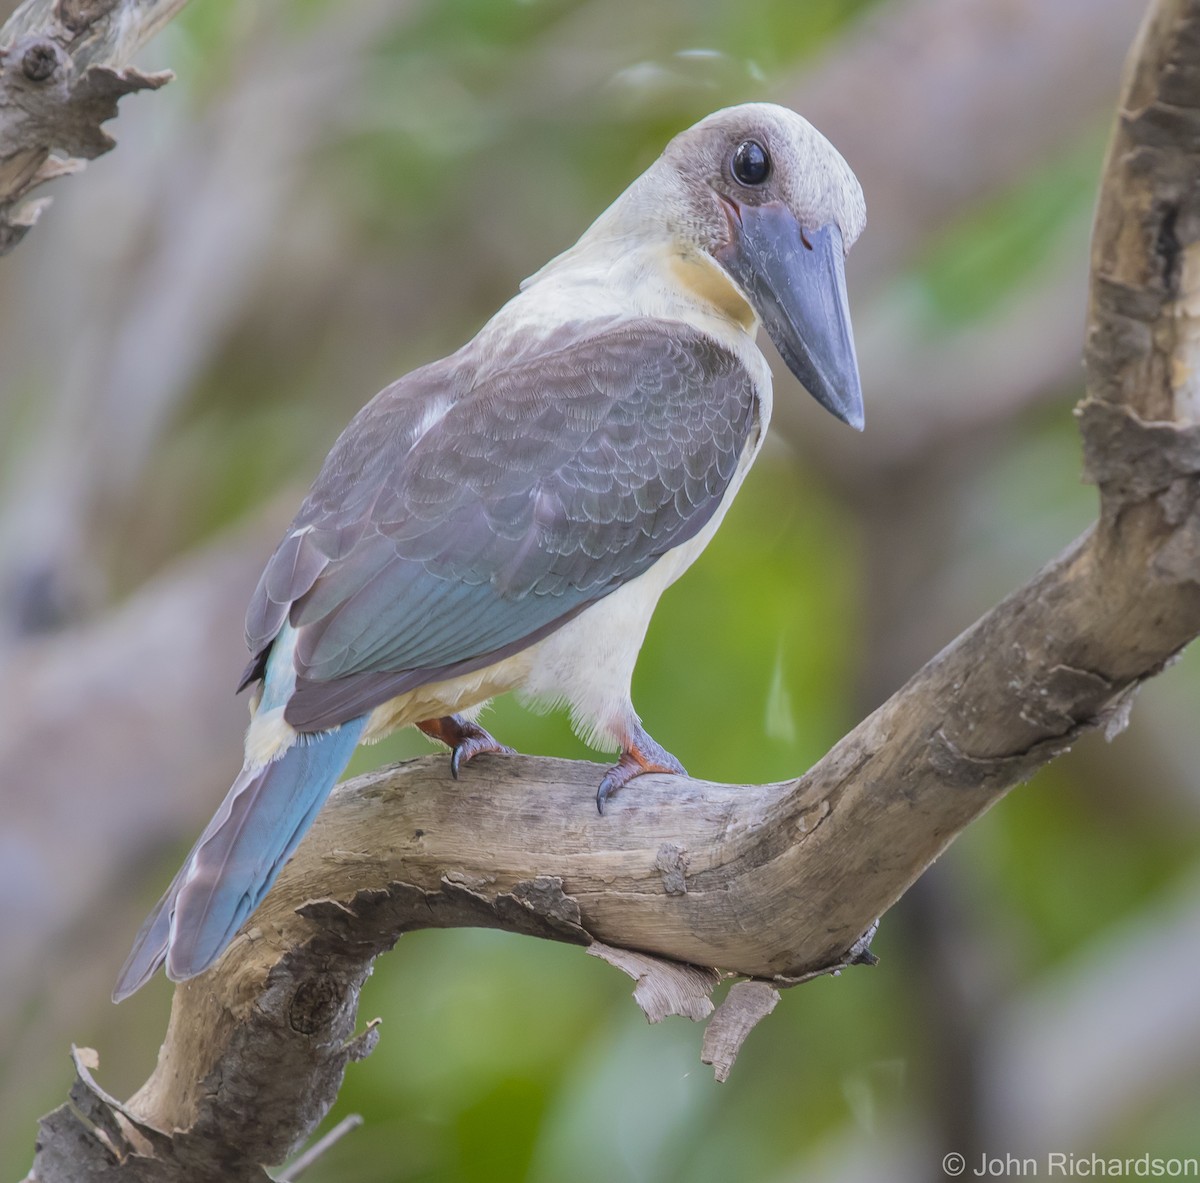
[23,0,1200,1178]
[0,0,187,252]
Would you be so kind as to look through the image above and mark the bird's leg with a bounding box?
[596,720,686,814]
[417,714,516,779]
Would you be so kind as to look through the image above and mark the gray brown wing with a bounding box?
[242,319,759,731]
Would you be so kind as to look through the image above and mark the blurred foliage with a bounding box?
[915,127,1107,331]
[4,0,1200,1179]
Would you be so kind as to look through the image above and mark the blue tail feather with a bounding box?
[113,717,366,1002]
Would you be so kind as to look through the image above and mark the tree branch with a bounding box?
[24,0,1200,1178]
[0,0,189,253]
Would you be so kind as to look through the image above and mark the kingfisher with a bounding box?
[114,102,865,1000]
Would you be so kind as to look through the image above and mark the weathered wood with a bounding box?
[22,0,1200,1178]
[0,0,189,252]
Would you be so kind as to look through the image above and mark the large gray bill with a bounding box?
[717,204,864,430]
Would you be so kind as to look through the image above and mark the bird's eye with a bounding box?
[731,140,770,187]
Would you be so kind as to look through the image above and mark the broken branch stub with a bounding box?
[0,0,188,253]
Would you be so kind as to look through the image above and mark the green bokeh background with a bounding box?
[3,0,1199,1179]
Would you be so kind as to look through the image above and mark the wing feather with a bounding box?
[240,319,758,731]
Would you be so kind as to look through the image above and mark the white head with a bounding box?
[653,103,865,255]
[585,102,867,428]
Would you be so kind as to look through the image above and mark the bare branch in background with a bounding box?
[0,0,190,252]
[0,1,401,646]
[20,2,1200,1176]
[0,506,287,1008]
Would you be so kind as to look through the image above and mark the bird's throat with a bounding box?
[668,250,757,332]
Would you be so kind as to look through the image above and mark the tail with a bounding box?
[113,717,367,1002]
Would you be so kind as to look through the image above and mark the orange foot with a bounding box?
[417,715,516,779]
[596,723,686,814]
